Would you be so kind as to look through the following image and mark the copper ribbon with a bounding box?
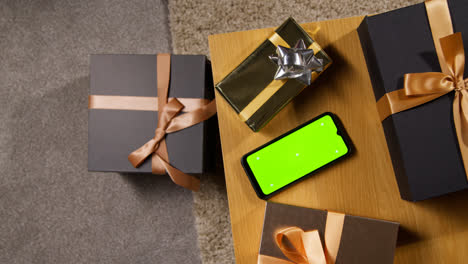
[88,95,210,112]
[258,212,345,264]
[89,53,216,191]
[376,0,468,178]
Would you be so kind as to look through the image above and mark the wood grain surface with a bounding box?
[208,16,468,264]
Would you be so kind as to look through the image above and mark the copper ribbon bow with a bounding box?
[376,0,468,178]
[258,212,344,264]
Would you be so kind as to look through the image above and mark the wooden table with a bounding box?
[209,16,468,264]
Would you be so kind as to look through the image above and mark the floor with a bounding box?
[0,1,201,263]
[1,0,424,263]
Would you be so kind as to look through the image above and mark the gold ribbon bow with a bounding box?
[376,0,468,178]
[127,54,217,191]
[258,212,344,264]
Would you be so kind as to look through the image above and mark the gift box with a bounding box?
[258,202,399,264]
[88,54,216,190]
[215,17,332,132]
[358,0,468,201]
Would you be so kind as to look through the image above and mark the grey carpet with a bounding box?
[0,1,201,263]
[167,0,420,263]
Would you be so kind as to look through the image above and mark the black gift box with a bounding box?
[88,54,214,174]
[358,0,468,201]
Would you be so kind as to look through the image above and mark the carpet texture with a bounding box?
[0,1,202,263]
[167,0,420,263]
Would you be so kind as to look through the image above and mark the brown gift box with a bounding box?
[259,202,399,264]
[88,54,215,175]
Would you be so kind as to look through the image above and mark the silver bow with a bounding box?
[269,39,324,85]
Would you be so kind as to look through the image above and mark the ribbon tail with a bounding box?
[453,90,468,180]
[154,154,200,191]
[323,212,345,264]
[128,139,158,168]
[302,230,327,264]
[151,151,166,175]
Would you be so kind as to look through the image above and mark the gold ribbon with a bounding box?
[238,32,327,122]
[258,211,345,264]
[376,0,468,179]
[89,53,217,191]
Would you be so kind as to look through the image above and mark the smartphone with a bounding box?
[241,112,352,199]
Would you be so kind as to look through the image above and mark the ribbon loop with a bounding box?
[157,98,185,129]
[128,138,158,168]
[440,32,465,81]
[275,227,326,264]
[259,211,344,264]
[404,72,454,96]
[404,33,466,97]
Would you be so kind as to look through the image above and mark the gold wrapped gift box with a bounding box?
[215,17,332,132]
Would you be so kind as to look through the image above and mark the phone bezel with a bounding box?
[241,112,353,200]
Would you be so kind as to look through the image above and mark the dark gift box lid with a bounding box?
[357,0,468,201]
[259,202,399,264]
[88,54,213,174]
[215,17,332,132]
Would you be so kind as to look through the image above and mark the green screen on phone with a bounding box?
[245,114,349,195]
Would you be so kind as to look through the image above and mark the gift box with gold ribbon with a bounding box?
[258,202,399,264]
[215,17,332,132]
[88,54,216,191]
[358,0,468,201]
